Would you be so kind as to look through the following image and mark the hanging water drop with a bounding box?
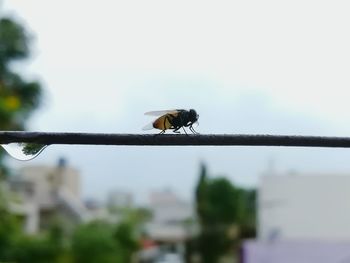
[1,143,48,161]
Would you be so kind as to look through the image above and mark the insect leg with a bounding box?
[182,126,188,135]
[184,122,197,134]
[189,125,199,134]
[173,127,181,134]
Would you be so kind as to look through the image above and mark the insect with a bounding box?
[143,109,199,134]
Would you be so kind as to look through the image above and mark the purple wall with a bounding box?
[243,240,350,263]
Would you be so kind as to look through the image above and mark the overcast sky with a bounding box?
[2,1,350,203]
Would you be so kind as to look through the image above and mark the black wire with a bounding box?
[0,131,350,148]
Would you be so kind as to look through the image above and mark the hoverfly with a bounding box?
[143,109,199,134]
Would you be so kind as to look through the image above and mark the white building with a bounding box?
[107,189,133,208]
[149,190,193,225]
[242,173,350,263]
[259,173,350,241]
[9,158,90,234]
[141,189,195,262]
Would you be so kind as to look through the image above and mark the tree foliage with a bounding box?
[0,13,42,178]
[114,221,140,262]
[10,234,62,263]
[0,17,42,131]
[71,220,139,263]
[195,163,256,263]
[72,221,123,263]
[0,200,64,263]
[0,12,50,262]
[0,186,21,260]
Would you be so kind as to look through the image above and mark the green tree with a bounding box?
[0,197,63,262]
[72,221,123,263]
[0,17,43,164]
[10,235,61,263]
[195,163,209,224]
[0,185,21,260]
[0,17,42,131]
[71,218,140,263]
[195,163,256,263]
[0,12,42,174]
[0,12,43,261]
[237,188,256,238]
[114,221,139,262]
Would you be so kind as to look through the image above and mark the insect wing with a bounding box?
[144,110,180,116]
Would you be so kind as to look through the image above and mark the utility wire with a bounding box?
[0,131,350,148]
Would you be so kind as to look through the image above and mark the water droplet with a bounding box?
[1,143,48,161]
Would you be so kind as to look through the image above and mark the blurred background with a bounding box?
[1,0,350,262]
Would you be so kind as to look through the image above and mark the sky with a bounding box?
[2,0,350,203]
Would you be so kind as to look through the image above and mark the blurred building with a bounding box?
[8,158,90,234]
[84,190,135,223]
[141,189,196,262]
[150,189,193,225]
[259,173,350,241]
[107,189,133,208]
[83,198,111,221]
[242,173,350,263]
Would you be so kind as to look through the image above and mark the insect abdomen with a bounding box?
[153,114,173,130]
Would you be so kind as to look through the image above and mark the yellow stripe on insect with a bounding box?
[153,114,173,130]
